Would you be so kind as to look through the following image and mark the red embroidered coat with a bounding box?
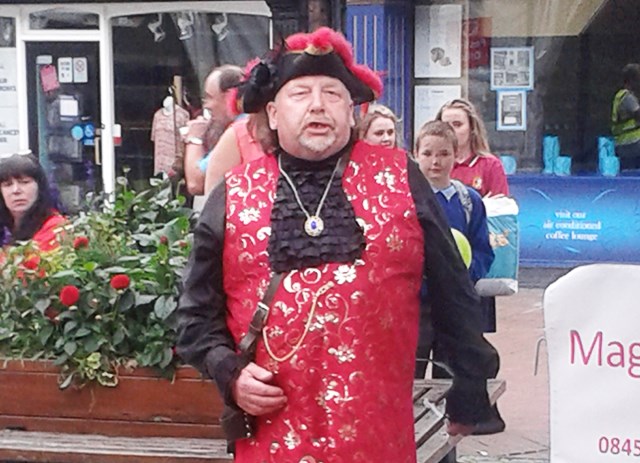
[223,142,424,462]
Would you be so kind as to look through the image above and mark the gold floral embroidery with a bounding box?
[283,420,301,450]
[328,344,355,363]
[338,424,357,442]
[374,168,396,190]
[333,265,356,284]
[267,326,284,338]
[238,207,260,224]
[379,311,394,330]
[386,226,403,252]
[310,312,339,331]
[322,378,353,405]
[273,300,295,317]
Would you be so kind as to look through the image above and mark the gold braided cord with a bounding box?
[263,282,335,363]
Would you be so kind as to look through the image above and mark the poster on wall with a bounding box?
[464,17,492,69]
[497,90,526,131]
[414,85,461,135]
[491,46,534,90]
[415,5,462,78]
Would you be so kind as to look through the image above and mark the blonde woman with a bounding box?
[436,98,509,197]
[357,104,401,148]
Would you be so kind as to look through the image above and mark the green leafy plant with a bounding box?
[0,176,193,389]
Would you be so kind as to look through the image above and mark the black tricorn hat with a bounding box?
[229,27,383,115]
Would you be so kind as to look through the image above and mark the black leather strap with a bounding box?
[335,149,350,179]
[237,272,284,362]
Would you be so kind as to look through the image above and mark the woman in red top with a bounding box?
[0,152,65,251]
[436,98,509,197]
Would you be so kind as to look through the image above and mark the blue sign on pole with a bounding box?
[83,122,95,146]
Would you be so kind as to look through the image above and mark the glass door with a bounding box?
[26,41,101,213]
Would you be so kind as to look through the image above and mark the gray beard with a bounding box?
[299,133,337,154]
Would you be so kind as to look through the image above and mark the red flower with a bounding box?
[110,274,130,290]
[23,255,40,270]
[60,285,80,306]
[159,235,169,245]
[73,236,89,249]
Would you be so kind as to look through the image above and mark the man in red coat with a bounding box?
[177,27,503,463]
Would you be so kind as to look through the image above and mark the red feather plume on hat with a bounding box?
[285,27,383,99]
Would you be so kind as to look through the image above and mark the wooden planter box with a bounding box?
[0,359,505,463]
[0,359,224,439]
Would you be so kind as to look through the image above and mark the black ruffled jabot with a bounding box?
[267,147,366,273]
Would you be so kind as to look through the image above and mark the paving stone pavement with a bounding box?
[456,286,551,463]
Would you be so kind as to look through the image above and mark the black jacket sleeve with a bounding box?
[407,158,500,425]
[175,182,241,406]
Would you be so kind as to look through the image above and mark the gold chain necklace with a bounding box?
[277,154,342,237]
[263,281,334,363]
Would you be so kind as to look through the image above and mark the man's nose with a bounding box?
[309,88,325,110]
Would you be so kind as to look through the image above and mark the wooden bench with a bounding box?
[0,379,504,462]
[414,379,505,462]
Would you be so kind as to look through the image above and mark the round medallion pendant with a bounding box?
[304,215,324,237]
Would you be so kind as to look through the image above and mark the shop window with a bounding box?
[110,11,269,181]
[29,9,99,30]
[412,0,640,174]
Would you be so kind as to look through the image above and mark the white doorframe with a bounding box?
[15,4,114,196]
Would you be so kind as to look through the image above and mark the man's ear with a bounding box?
[266,101,278,130]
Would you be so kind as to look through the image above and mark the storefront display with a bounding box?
[2,1,271,206]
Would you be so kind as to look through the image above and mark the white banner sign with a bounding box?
[544,264,640,463]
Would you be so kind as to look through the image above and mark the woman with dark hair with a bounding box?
[0,152,65,251]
